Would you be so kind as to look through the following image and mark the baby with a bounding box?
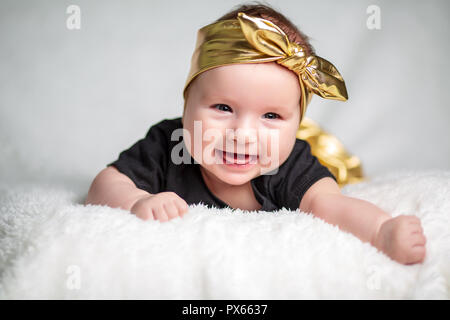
[85,4,426,265]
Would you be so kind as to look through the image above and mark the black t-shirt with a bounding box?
[107,117,337,212]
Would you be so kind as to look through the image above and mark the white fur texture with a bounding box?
[0,170,449,299]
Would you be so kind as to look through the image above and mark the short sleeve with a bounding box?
[107,121,170,194]
[276,139,337,210]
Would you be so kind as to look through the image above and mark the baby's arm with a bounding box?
[300,177,427,265]
[85,166,188,222]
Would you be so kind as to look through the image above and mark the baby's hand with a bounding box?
[130,192,189,222]
[374,215,427,265]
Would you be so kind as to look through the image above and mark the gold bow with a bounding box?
[184,12,348,121]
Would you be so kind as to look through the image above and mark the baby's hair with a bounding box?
[216,2,315,56]
[183,2,314,109]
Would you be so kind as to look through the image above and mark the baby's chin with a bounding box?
[205,166,258,186]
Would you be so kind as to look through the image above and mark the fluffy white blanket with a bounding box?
[0,170,449,299]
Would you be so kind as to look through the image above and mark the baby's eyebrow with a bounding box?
[201,94,238,106]
[259,104,294,114]
[262,104,289,110]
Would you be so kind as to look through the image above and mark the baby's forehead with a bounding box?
[192,63,301,102]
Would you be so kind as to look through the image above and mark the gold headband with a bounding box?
[183,12,348,121]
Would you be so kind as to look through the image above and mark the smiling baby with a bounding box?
[85,4,426,265]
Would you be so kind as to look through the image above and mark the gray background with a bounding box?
[1,0,449,191]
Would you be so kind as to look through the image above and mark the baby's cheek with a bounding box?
[182,127,192,150]
[268,132,295,165]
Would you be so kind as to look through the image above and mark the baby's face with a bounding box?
[182,62,301,186]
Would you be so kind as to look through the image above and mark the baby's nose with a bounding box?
[226,127,258,144]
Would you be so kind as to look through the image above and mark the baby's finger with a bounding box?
[132,203,154,221]
[405,215,421,225]
[408,245,426,264]
[153,206,169,222]
[411,233,427,246]
[175,200,189,216]
[142,208,155,221]
[164,201,180,220]
[410,224,424,235]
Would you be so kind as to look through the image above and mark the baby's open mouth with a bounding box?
[215,149,258,165]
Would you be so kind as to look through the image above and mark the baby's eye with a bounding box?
[263,112,281,120]
[213,104,232,112]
